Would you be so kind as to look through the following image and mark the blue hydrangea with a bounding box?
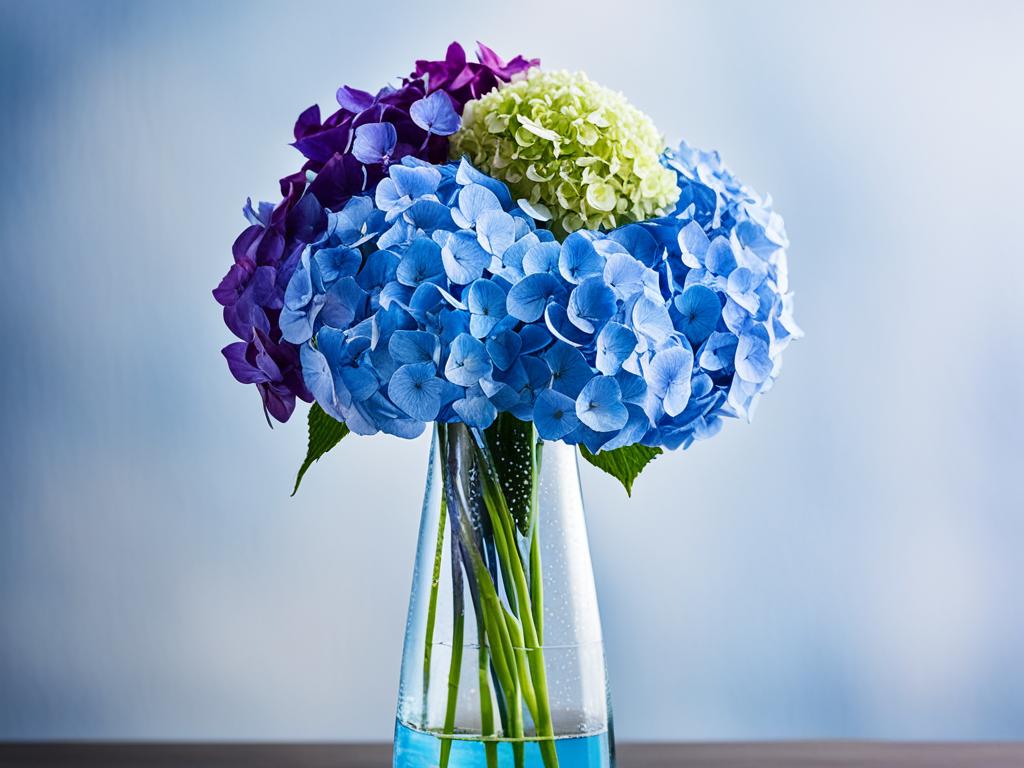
[281,147,799,451]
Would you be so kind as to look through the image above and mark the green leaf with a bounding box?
[292,403,349,496]
[579,443,662,496]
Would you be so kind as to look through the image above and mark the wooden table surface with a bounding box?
[1,742,1022,768]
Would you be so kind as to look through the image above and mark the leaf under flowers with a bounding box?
[292,403,350,496]
[579,443,662,496]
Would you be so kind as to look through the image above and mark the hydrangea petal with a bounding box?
[388,362,444,421]
[410,91,461,136]
[559,232,605,284]
[442,230,491,284]
[507,273,565,322]
[575,375,628,432]
[533,389,580,440]
[735,333,772,383]
[544,342,593,399]
[467,278,508,338]
[646,346,694,417]
[445,333,493,386]
[351,122,397,165]
[389,329,439,365]
[596,322,638,375]
[567,276,616,333]
[674,285,722,345]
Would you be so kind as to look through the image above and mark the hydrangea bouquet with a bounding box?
[215,42,799,768]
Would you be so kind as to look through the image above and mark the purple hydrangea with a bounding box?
[214,43,538,422]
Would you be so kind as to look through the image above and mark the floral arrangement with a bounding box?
[214,41,800,493]
[214,41,802,768]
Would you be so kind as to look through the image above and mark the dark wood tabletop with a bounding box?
[1,742,1022,768]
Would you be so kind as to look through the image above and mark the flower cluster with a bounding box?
[214,43,536,422]
[451,70,679,236]
[279,149,797,451]
[216,43,799,457]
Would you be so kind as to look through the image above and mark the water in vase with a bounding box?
[394,721,613,768]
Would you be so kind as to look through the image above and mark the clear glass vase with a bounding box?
[394,416,614,768]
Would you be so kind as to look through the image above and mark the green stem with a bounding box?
[439,606,464,768]
[530,441,544,645]
[422,492,447,709]
[474,435,559,768]
[477,626,498,768]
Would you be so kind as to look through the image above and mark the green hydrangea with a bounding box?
[450,70,680,235]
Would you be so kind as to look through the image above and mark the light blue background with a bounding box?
[2,0,1022,741]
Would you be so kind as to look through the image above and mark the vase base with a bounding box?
[393,720,613,768]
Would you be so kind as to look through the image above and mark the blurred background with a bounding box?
[2,0,1023,742]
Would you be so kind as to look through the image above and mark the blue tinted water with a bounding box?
[394,720,613,768]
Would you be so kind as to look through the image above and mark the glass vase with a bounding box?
[394,416,614,768]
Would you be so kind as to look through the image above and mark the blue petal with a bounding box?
[452,183,501,229]
[467,279,508,338]
[396,238,444,287]
[320,276,366,329]
[390,163,442,199]
[486,330,522,371]
[388,362,443,421]
[608,224,659,267]
[453,390,498,429]
[507,273,565,322]
[646,346,694,417]
[533,389,580,440]
[444,333,493,386]
[704,236,738,276]
[523,242,561,275]
[313,246,361,286]
[455,158,514,209]
[674,285,721,344]
[496,233,536,281]
[518,324,552,354]
[284,250,314,308]
[441,230,491,284]
[596,322,637,375]
[409,91,460,136]
[300,342,345,419]
[405,199,454,230]
[567,276,616,333]
[735,333,772,383]
[479,377,521,409]
[575,375,628,432]
[603,252,646,300]
[544,303,591,347]
[559,232,605,284]
[677,220,710,268]
[280,300,320,344]
[726,267,762,314]
[565,423,616,453]
[727,376,761,422]
[722,297,753,335]
[600,403,651,451]
[439,307,470,347]
[378,281,411,310]
[351,122,397,165]
[615,369,647,404]
[476,209,517,257]
[544,341,594,399]
[389,329,439,365]
[630,296,674,343]
[362,392,426,438]
[356,250,399,296]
